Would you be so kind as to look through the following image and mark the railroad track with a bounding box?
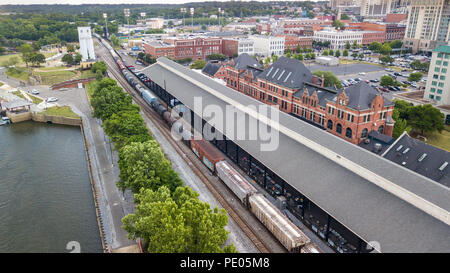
[96,43,270,253]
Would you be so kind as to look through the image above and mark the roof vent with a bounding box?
[374,143,382,151]
[401,161,406,165]
[402,147,410,154]
[364,138,370,144]
[396,145,403,152]
[417,153,427,162]
[438,162,448,171]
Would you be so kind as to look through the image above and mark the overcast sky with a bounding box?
[0,0,317,5]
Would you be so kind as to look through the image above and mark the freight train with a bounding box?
[96,34,322,253]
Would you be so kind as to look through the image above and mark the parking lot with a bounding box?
[307,63,385,76]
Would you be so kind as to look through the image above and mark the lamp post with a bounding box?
[221,10,224,32]
[103,13,108,38]
[218,8,221,30]
[180,8,186,29]
[124,8,130,42]
[190,7,194,33]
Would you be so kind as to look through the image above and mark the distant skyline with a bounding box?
[0,0,319,5]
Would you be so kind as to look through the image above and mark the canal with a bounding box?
[0,121,102,253]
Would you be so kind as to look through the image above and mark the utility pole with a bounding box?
[124,8,130,43]
[103,13,108,38]
[190,7,194,34]
[181,8,186,30]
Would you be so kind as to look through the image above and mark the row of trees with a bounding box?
[137,52,157,65]
[393,100,444,137]
[89,77,235,253]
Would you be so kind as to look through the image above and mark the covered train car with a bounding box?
[142,90,158,109]
[248,193,310,253]
[117,60,125,71]
[163,111,178,126]
[301,243,323,253]
[190,138,224,173]
[216,161,258,207]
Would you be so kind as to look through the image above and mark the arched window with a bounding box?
[336,123,342,134]
[361,128,368,138]
[346,128,352,138]
[327,120,333,130]
[378,125,384,134]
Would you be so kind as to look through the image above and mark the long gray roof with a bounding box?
[142,57,450,253]
[339,82,394,110]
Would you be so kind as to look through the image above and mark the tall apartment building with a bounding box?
[360,0,393,16]
[217,54,395,145]
[424,45,450,105]
[249,35,285,57]
[404,0,450,53]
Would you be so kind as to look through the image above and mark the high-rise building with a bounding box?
[360,0,393,17]
[77,27,96,61]
[424,45,450,106]
[404,0,450,53]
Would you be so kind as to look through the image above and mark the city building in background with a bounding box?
[404,0,450,53]
[424,45,450,105]
[249,35,285,57]
[314,28,363,50]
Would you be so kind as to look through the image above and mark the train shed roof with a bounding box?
[142,57,450,253]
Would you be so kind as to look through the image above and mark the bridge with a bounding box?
[142,57,450,253]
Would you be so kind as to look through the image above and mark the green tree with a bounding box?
[322,49,329,56]
[296,44,302,53]
[352,40,358,49]
[117,141,183,193]
[408,104,444,135]
[340,14,350,20]
[408,72,423,82]
[345,41,351,50]
[18,43,34,67]
[313,71,342,88]
[30,53,45,66]
[332,20,345,30]
[379,43,392,55]
[190,59,206,69]
[368,42,382,51]
[389,40,403,49]
[343,49,349,57]
[110,34,120,47]
[329,49,334,56]
[380,75,395,87]
[335,50,340,57]
[103,110,152,149]
[394,100,413,120]
[122,186,236,253]
[67,44,75,52]
[1,56,19,68]
[92,61,107,75]
[392,108,411,138]
[61,53,74,65]
[74,53,82,64]
[379,55,394,65]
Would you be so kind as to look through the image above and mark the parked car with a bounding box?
[30,89,39,95]
[379,87,389,92]
[46,97,58,102]
[358,72,366,75]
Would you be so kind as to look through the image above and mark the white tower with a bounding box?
[77,27,96,61]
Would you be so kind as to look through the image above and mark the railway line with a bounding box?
[96,41,272,253]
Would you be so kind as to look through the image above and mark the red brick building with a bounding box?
[256,23,271,34]
[385,13,407,23]
[222,39,238,57]
[162,37,223,60]
[213,54,395,145]
[276,34,313,52]
[362,31,386,45]
[385,24,406,42]
[143,41,175,58]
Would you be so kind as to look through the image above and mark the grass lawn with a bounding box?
[80,69,96,79]
[45,106,80,119]
[0,53,24,66]
[34,70,78,85]
[422,126,450,152]
[12,90,26,100]
[36,66,71,71]
[0,81,3,87]
[5,67,30,82]
[28,94,43,104]
[85,80,98,100]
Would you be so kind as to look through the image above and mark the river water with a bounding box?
[0,121,102,253]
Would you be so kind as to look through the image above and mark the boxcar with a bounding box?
[216,161,257,206]
[248,193,310,252]
[301,243,323,253]
[190,138,224,173]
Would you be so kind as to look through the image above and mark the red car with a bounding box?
[378,87,390,93]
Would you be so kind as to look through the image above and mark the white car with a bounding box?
[46,97,58,102]
[30,89,39,95]
[358,72,366,75]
